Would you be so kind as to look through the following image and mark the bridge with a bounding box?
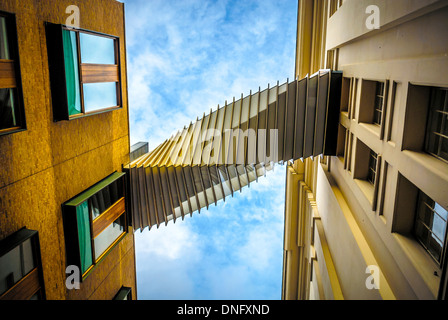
[124,70,342,231]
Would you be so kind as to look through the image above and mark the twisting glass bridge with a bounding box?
[125,70,342,231]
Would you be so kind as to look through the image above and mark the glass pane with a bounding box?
[432,212,446,243]
[433,202,447,242]
[442,114,448,136]
[0,88,16,130]
[76,201,93,274]
[0,16,10,60]
[374,96,383,111]
[415,221,429,246]
[80,32,115,65]
[89,182,124,221]
[435,202,448,221]
[375,82,384,96]
[373,108,382,125]
[415,191,448,263]
[62,30,81,116]
[94,214,126,260]
[430,88,445,110]
[428,236,442,262]
[89,194,102,220]
[417,201,432,227]
[369,152,377,170]
[21,239,35,276]
[0,246,22,295]
[83,82,118,112]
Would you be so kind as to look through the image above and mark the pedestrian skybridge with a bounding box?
[124,70,342,231]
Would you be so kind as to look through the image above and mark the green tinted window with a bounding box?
[62,29,81,116]
[76,201,93,274]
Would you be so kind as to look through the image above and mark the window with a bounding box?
[425,88,448,163]
[336,124,347,162]
[353,139,381,209]
[113,286,132,300]
[0,228,45,300]
[373,82,384,126]
[367,149,378,185]
[46,23,121,121]
[414,191,448,264]
[0,11,25,135]
[359,80,387,137]
[340,77,351,113]
[347,132,354,173]
[403,84,448,165]
[62,172,127,281]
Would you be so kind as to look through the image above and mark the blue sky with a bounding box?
[122,0,298,300]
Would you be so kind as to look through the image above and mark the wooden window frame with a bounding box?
[0,228,45,300]
[62,172,128,282]
[45,23,122,122]
[0,10,26,136]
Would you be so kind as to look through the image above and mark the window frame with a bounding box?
[358,79,389,139]
[367,149,378,186]
[0,228,46,300]
[45,23,122,121]
[424,87,448,164]
[113,286,132,300]
[353,139,382,210]
[0,10,26,136]
[373,81,385,126]
[413,190,448,265]
[62,172,128,282]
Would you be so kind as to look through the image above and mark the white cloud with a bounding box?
[135,220,200,260]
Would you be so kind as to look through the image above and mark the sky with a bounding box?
[122,0,298,300]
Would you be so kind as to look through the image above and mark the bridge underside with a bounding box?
[125,70,342,231]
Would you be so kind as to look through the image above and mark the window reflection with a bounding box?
[80,32,115,65]
[0,238,35,296]
[414,191,448,263]
[94,214,126,260]
[90,180,123,220]
[83,82,118,112]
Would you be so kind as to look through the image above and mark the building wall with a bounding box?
[0,0,136,300]
[283,0,448,300]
